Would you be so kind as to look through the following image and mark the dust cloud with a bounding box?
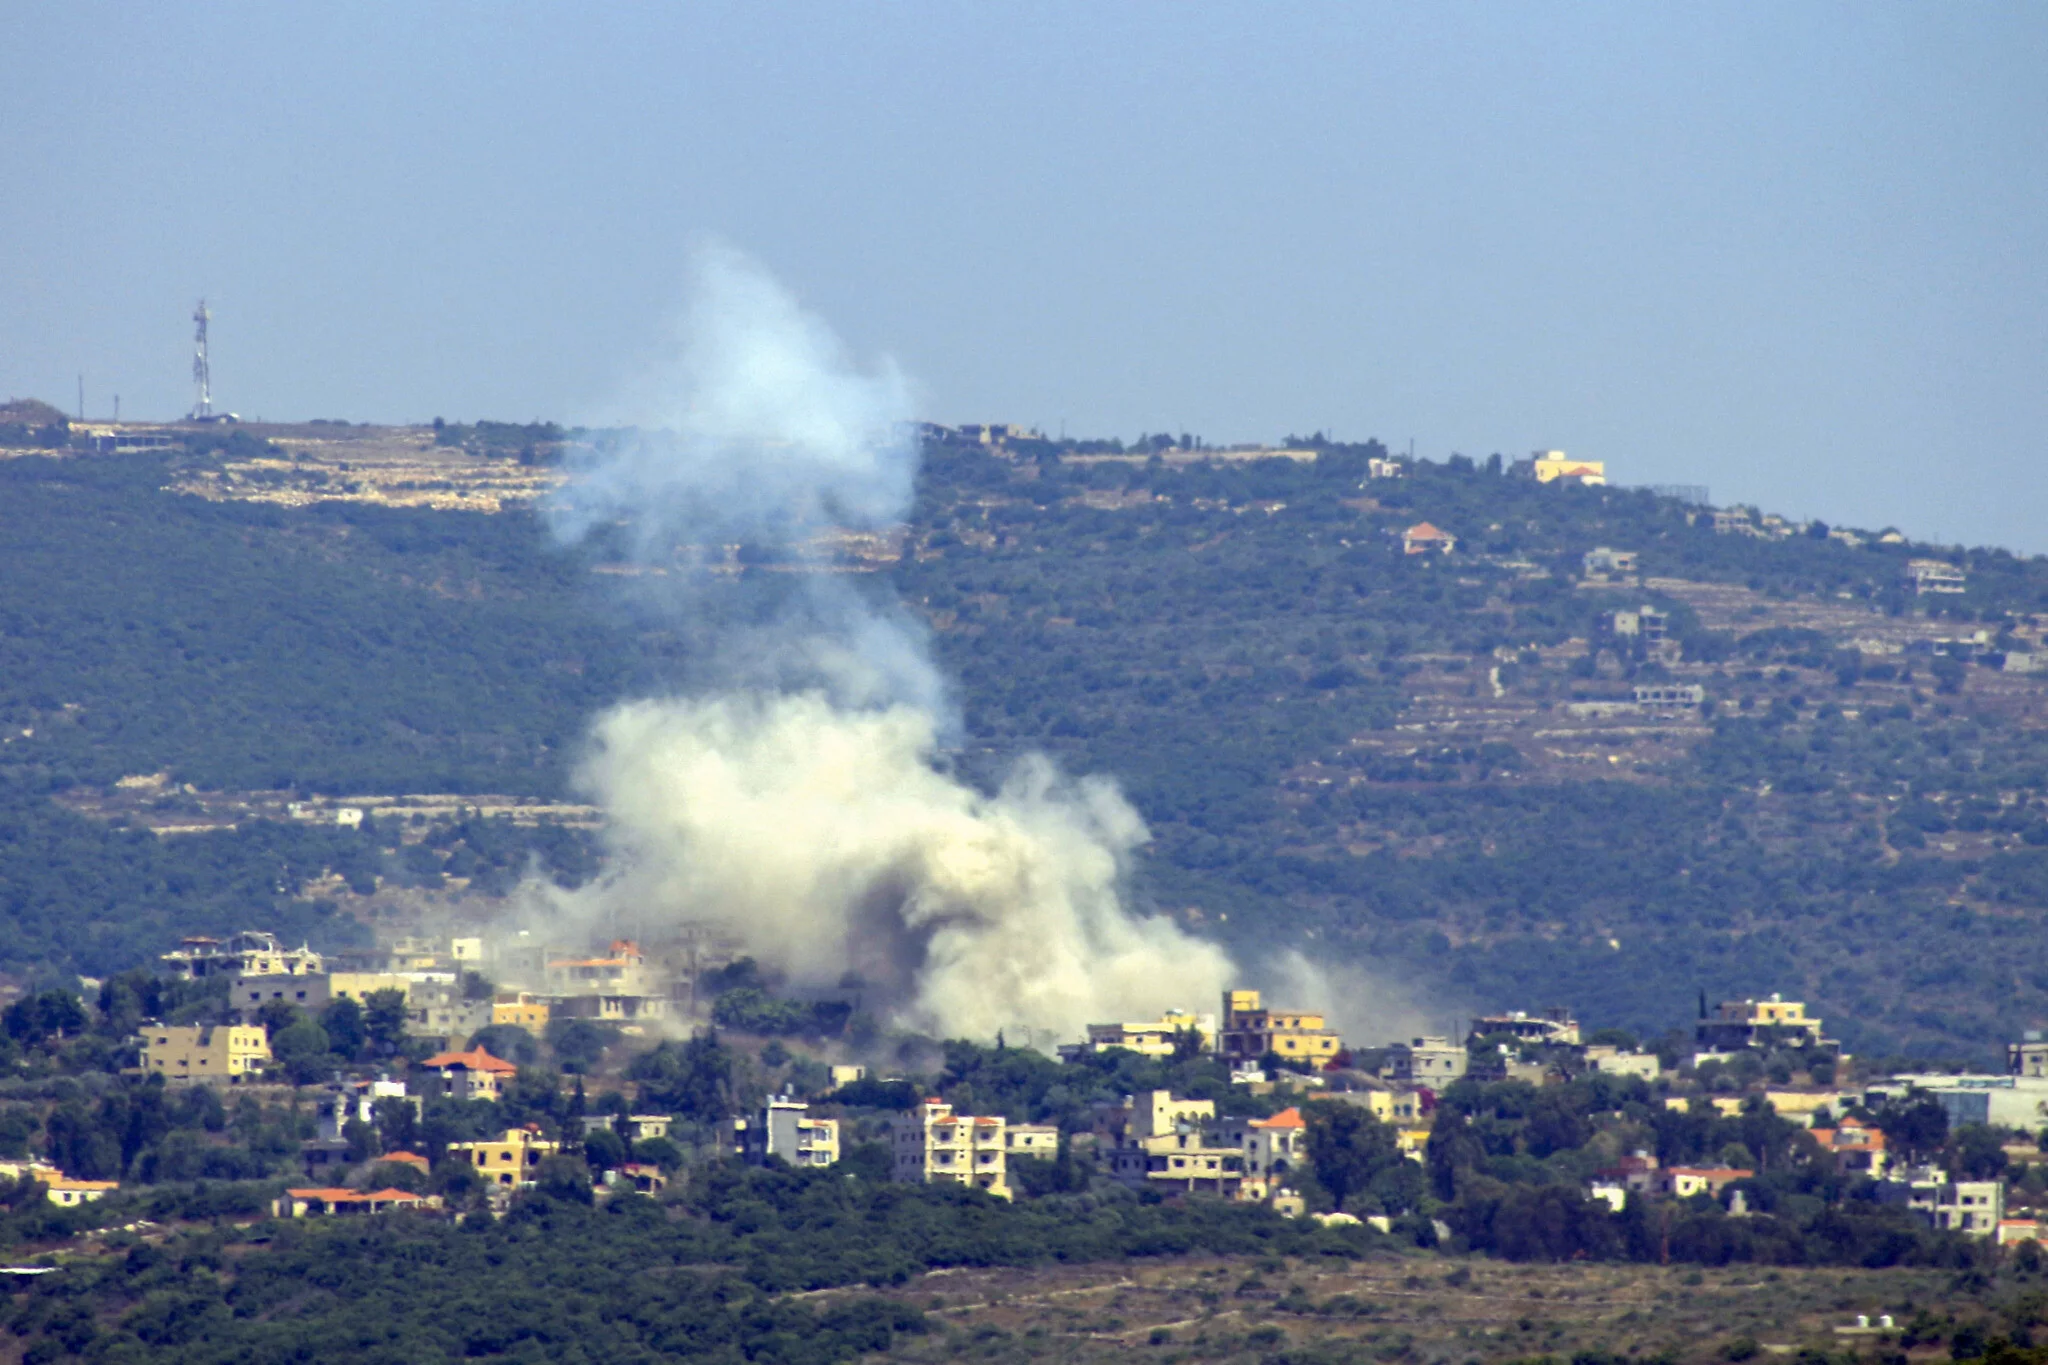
[539,244,1236,1041]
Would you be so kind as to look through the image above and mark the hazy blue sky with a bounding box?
[4,4,2043,550]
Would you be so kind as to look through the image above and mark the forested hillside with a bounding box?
[2,434,2045,1060]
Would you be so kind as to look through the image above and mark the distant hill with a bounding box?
[0,429,2044,1062]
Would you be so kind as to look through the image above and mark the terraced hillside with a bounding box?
[1,429,2045,1060]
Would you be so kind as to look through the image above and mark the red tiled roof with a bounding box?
[1405,522,1452,539]
[378,1151,430,1167]
[1256,1108,1306,1130]
[419,1047,517,1075]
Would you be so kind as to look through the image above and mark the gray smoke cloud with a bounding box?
[540,244,1235,1041]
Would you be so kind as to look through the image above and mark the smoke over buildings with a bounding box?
[540,245,1235,1041]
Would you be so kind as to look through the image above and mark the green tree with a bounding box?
[364,989,410,1056]
[1306,1103,1402,1211]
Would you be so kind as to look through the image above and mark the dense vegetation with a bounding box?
[2,434,2047,1055]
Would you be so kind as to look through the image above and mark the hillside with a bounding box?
[1,426,2045,1061]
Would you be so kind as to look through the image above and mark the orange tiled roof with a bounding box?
[379,1151,430,1167]
[1256,1108,1306,1130]
[1405,522,1451,539]
[418,1047,517,1075]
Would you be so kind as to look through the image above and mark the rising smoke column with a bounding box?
[543,245,1234,1041]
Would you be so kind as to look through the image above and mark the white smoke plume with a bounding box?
[542,244,1236,1041]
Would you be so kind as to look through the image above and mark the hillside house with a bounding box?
[1582,547,1637,580]
[1219,990,1343,1070]
[274,1187,442,1217]
[1393,1036,1467,1085]
[45,1177,118,1207]
[1006,1124,1060,1157]
[1663,1166,1752,1199]
[1907,559,1967,595]
[1211,1107,1309,1182]
[1472,1008,1580,1047]
[1808,1117,1890,1176]
[492,992,550,1030]
[1063,1008,1215,1060]
[418,1045,518,1102]
[1401,522,1457,556]
[732,1098,840,1168]
[137,1024,270,1085]
[894,1099,1010,1199]
[1877,1167,2004,1237]
[160,931,322,981]
[1633,683,1705,711]
[1515,451,1606,486]
[447,1125,560,1188]
[1696,995,1827,1052]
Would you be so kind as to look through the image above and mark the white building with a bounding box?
[734,1098,840,1168]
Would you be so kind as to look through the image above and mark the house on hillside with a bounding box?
[1907,559,1967,595]
[1401,522,1457,556]
[447,1125,560,1189]
[417,1045,518,1102]
[1808,1116,1890,1177]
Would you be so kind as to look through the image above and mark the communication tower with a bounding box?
[190,300,213,420]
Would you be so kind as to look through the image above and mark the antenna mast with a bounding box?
[190,300,213,420]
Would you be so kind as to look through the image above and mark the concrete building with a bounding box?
[2010,1032,2048,1079]
[159,930,322,981]
[447,1125,561,1188]
[1006,1124,1060,1158]
[1608,607,1669,643]
[894,1099,1009,1199]
[405,981,491,1046]
[1393,1037,1467,1086]
[1633,683,1705,711]
[1120,1090,1218,1141]
[1065,1009,1215,1060]
[545,940,652,996]
[1695,995,1827,1052]
[1366,456,1406,479]
[274,1187,441,1217]
[1907,559,1967,595]
[1864,1074,2048,1131]
[1472,1008,1580,1047]
[1582,547,1638,580]
[1808,1117,1891,1177]
[1218,990,1343,1071]
[1401,521,1457,556]
[1211,1107,1309,1183]
[1664,1167,1752,1200]
[1877,1166,2004,1237]
[46,1176,119,1206]
[548,993,669,1025]
[1584,1047,1661,1080]
[492,993,550,1031]
[1517,451,1607,486]
[418,1045,518,1102]
[732,1098,840,1168]
[1106,1134,1245,1197]
[137,1023,270,1084]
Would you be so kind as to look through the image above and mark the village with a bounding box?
[0,919,2034,1260]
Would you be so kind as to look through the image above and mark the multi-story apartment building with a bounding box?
[1218,990,1342,1071]
[136,1023,270,1084]
[1695,995,1827,1052]
[733,1098,840,1168]
[447,1125,561,1189]
[893,1099,1009,1199]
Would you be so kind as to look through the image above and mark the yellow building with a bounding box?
[492,993,550,1030]
[1696,995,1826,1051]
[447,1125,561,1188]
[46,1176,118,1207]
[893,1099,1010,1199]
[137,1024,270,1084]
[1218,990,1343,1070]
[1073,1009,1215,1060]
[1527,451,1607,485]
